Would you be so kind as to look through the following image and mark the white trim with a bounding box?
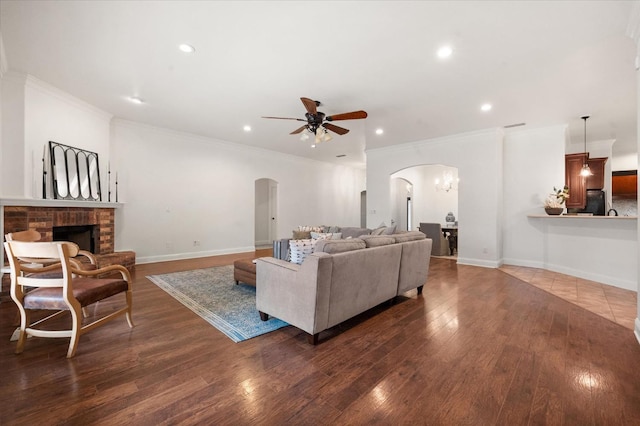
[0,32,8,79]
[112,118,360,169]
[22,73,113,122]
[501,257,544,270]
[136,246,257,265]
[635,318,640,345]
[456,257,501,268]
[0,198,122,208]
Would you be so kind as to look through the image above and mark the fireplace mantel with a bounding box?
[0,198,123,208]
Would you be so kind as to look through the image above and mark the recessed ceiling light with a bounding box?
[129,96,144,104]
[243,125,251,132]
[375,128,384,135]
[481,103,492,112]
[179,43,196,53]
[437,45,453,59]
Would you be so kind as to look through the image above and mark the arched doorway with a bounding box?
[390,164,458,231]
[254,178,278,248]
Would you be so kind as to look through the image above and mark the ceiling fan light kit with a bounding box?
[263,97,367,147]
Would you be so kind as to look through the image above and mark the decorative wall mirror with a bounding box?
[49,141,102,201]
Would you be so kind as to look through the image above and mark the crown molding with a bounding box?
[112,118,359,170]
[365,127,504,157]
[21,73,113,122]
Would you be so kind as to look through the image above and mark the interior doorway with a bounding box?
[390,178,413,231]
[390,164,458,232]
[255,178,278,248]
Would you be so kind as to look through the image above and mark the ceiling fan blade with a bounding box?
[262,116,306,121]
[290,126,307,135]
[323,123,350,135]
[325,110,368,121]
[300,97,318,115]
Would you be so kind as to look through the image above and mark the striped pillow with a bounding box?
[289,239,316,265]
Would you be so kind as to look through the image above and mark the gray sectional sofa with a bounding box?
[256,231,432,344]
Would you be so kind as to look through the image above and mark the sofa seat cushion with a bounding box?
[315,239,366,254]
[359,235,396,247]
[394,231,426,243]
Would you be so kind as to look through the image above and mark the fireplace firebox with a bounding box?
[53,225,96,253]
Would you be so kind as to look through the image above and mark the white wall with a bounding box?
[1,73,112,198]
[367,129,503,267]
[111,120,366,263]
[1,72,25,197]
[503,126,567,267]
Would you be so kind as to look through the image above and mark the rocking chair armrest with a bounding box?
[77,250,97,265]
[71,264,132,282]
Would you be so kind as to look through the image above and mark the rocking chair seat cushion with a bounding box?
[23,278,128,310]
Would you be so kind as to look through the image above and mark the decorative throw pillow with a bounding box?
[292,230,311,239]
[296,225,323,232]
[310,231,331,240]
[372,227,386,235]
[383,225,397,235]
[288,239,317,265]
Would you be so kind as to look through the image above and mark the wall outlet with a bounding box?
[193,240,201,246]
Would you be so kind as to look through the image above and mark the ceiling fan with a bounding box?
[262,97,367,143]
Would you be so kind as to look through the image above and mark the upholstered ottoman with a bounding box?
[233,259,256,286]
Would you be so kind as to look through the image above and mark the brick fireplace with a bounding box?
[3,206,115,254]
[2,203,135,300]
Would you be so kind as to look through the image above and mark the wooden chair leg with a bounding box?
[417,285,424,295]
[15,309,29,354]
[67,308,82,358]
[259,311,269,321]
[125,290,134,328]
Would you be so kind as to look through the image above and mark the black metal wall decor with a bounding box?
[49,141,102,201]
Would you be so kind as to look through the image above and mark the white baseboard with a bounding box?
[635,318,640,346]
[136,246,257,264]
[456,257,501,268]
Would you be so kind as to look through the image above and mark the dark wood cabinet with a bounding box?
[586,157,607,190]
[565,153,587,209]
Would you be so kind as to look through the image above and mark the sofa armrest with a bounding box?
[256,253,333,335]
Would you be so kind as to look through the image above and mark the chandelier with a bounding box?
[435,171,458,192]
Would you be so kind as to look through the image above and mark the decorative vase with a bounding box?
[545,207,563,215]
[445,212,456,223]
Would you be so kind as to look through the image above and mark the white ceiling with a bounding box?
[1,1,637,169]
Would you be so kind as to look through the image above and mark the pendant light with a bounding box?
[580,115,592,177]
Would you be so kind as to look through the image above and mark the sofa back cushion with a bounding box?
[315,238,366,254]
[359,235,396,248]
[394,230,426,243]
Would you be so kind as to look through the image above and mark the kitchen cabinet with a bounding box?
[565,153,587,209]
[586,157,607,190]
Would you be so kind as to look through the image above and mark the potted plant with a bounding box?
[544,185,569,215]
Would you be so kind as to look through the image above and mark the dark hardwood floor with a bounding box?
[2,252,640,425]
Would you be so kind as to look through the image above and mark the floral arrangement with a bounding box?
[544,185,570,208]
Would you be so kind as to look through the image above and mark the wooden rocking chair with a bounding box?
[4,240,134,358]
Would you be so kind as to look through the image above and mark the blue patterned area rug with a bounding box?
[147,265,288,342]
